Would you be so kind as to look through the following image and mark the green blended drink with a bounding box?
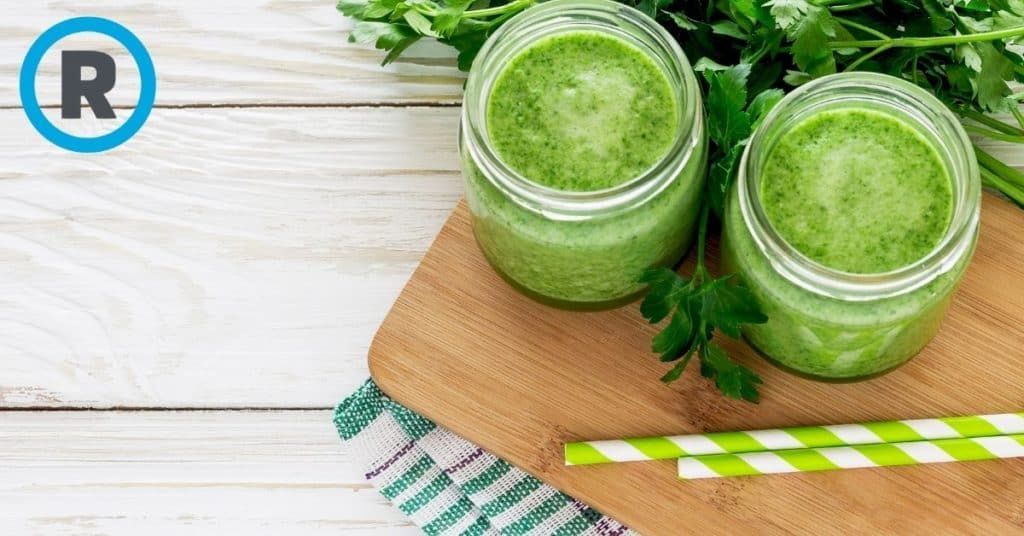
[486,31,678,192]
[460,0,706,309]
[759,109,953,274]
[723,73,980,380]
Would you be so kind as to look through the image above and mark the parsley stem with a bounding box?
[1012,107,1024,131]
[813,0,865,6]
[828,0,875,12]
[962,108,1024,136]
[828,25,1024,49]
[976,144,1024,183]
[833,16,891,41]
[981,166,1024,207]
[964,125,1024,144]
[695,201,710,279]
[461,0,534,19]
[843,42,892,71]
[976,144,1024,206]
[744,40,771,65]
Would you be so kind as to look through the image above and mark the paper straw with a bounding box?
[565,412,1024,465]
[677,434,1024,479]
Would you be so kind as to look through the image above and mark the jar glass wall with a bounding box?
[459,0,707,309]
[722,73,980,380]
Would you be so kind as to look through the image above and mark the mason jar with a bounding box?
[459,0,707,310]
[722,73,981,380]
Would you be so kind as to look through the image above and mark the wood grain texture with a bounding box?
[370,194,1024,535]
[0,0,463,106]
[0,410,417,535]
[0,107,462,407]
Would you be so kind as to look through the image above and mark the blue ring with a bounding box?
[19,17,156,153]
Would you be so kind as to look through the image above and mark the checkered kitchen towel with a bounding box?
[334,380,634,535]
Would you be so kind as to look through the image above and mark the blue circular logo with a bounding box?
[20,17,156,153]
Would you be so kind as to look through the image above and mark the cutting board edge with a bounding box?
[367,200,462,403]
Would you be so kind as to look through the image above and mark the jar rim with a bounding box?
[737,72,981,301]
[461,0,703,219]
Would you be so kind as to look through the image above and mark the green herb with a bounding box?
[639,204,767,401]
[664,0,1024,202]
[637,64,774,401]
[701,63,784,216]
[337,0,1024,200]
[338,0,535,70]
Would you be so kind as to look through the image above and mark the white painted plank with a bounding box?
[1,0,464,106]
[0,107,463,407]
[976,136,1024,168]
[0,410,419,535]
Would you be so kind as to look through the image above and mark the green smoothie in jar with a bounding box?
[485,32,677,192]
[460,0,707,309]
[722,73,980,380]
[760,108,953,274]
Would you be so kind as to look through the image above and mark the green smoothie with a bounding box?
[462,29,706,306]
[760,109,953,274]
[723,106,973,379]
[486,31,677,191]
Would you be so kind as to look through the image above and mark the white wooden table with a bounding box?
[5,2,1024,535]
[1,2,465,533]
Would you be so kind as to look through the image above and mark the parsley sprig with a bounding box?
[639,202,767,401]
[339,0,535,70]
[638,63,776,401]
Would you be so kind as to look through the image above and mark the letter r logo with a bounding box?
[61,50,117,119]
[21,17,155,153]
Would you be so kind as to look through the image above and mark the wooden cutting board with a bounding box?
[369,193,1024,535]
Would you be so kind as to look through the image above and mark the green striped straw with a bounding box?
[565,412,1024,465]
[678,434,1024,478]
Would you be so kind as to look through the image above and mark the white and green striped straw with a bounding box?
[565,412,1024,465]
[677,434,1024,478]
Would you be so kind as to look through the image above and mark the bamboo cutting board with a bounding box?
[369,193,1024,535]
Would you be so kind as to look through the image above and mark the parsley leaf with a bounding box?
[748,88,784,126]
[974,41,1017,111]
[638,267,690,323]
[433,0,474,36]
[350,21,419,57]
[702,343,762,402]
[707,144,743,217]
[637,0,672,19]
[665,11,698,31]
[704,63,751,148]
[765,0,812,31]
[703,64,784,216]
[639,65,769,403]
[700,276,767,339]
[782,2,838,77]
[651,310,695,362]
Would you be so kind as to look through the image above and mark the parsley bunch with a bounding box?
[661,0,1024,205]
[638,208,767,400]
[338,0,535,70]
[339,0,1024,200]
[337,0,1024,400]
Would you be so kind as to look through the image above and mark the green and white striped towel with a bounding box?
[334,380,634,536]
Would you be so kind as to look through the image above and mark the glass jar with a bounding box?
[722,73,980,380]
[459,0,707,309]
